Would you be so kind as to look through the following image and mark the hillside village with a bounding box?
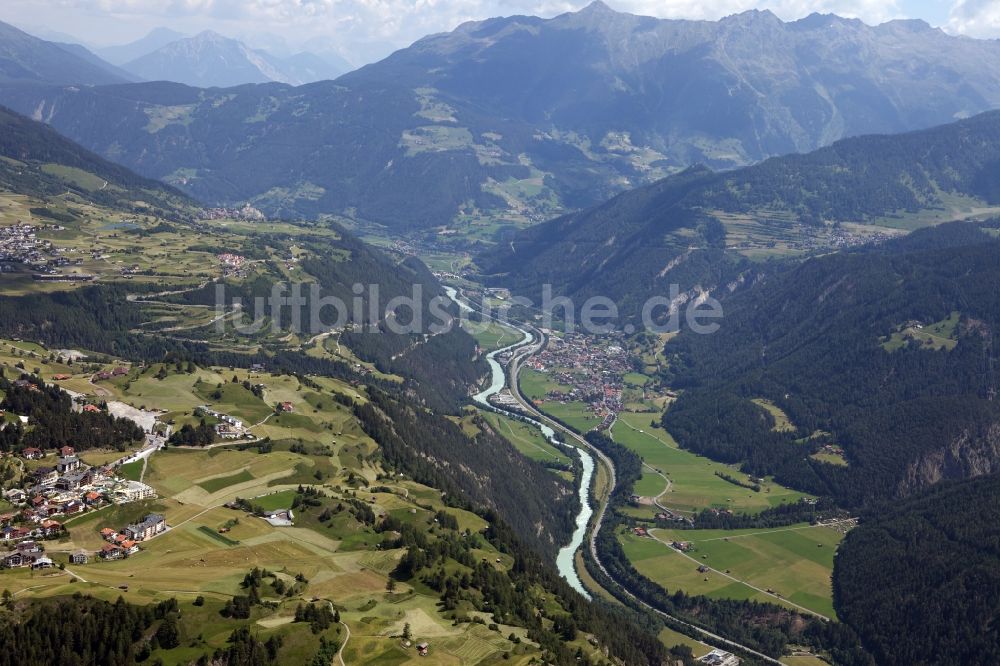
[0,428,160,568]
[0,222,70,275]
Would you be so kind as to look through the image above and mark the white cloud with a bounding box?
[947,0,1000,38]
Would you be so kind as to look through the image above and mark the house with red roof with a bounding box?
[39,520,62,537]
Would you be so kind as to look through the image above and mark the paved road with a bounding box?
[647,529,829,620]
[448,287,789,664]
[505,327,788,666]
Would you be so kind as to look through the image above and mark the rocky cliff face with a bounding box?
[900,421,1000,495]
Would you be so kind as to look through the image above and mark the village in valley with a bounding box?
[0,222,80,279]
[485,328,639,433]
[518,331,631,428]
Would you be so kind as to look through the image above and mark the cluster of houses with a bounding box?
[1,540,56,570]
[217,253,249,278]
[655,509,694,525]
[199,205,265,222]
[1,446,157,554]
[815,443,846,460]
[523,332,629,425]
[0,223,63,272]
[98,513,166,560]
[92,366,129,382]
[196,406,255,440]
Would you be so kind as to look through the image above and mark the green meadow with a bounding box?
[621,521,844,619]
[613,412,811,514]
[480,410,571,467]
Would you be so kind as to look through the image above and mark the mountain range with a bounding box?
[0,22,350,89]
[478,110,1000,318]
[119,30,348,87]
[0,103,192,216]
[2,3,1000,230]
[94,27,188,66]
[0,20,131,85]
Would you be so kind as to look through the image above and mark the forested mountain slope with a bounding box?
[660,222,1000,507]
[0,104,583,560]
[480,111,1000,319]
[0,104,193,217]
[3,5,1000,230]
[0,20,130,85]
[834,473,1000,664]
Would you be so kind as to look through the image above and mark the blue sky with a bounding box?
[900,0,950,25]
[2,1,992,66]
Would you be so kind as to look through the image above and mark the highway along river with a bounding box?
[444,287,595,598]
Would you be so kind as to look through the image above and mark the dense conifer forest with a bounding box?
[662,223,1000,507]
[834,474,1000,664]
[0,374,144,452]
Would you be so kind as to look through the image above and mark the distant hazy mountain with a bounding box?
[96,27,187,66]
[121,30,345,87]
[50,42,141,83]
[0,20,130,85]
[275,51,348,84]
[2,3,1000,228]
[14,26,90,47]
[301,36,355,72]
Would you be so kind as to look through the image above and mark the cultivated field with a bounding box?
[620,522,844,619]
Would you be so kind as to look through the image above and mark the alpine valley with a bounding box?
[0,3,997,666]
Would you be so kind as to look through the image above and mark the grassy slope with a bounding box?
[0,349,610,664]
[614,412,810,514]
